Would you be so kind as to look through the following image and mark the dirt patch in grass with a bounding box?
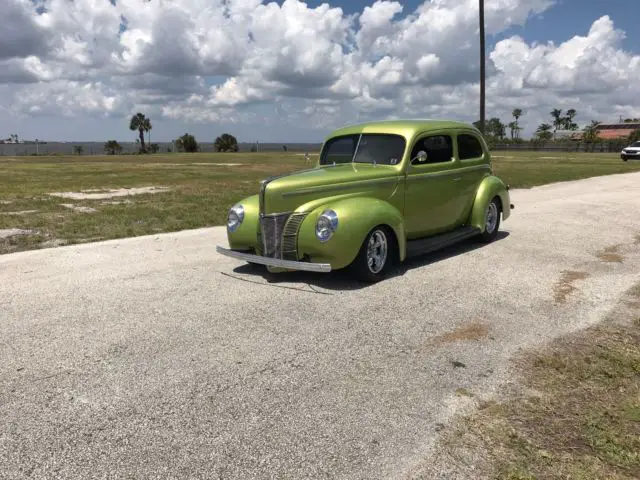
[49,186,170,200]
[553,270,590,304]
[418,283,640,480]
[0,210,38,215]
[597,244,625,263]
[60,204,97,213]
[191,162,242,166]
[0,228,38,239]
[425,321,490,348]
[100,200,133,205]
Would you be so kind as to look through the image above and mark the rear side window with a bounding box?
[457,134,484,160]
[410,135,453,164]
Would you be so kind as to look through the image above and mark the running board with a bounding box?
[406,226,481,258]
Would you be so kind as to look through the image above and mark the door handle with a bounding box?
[453,177,462,182]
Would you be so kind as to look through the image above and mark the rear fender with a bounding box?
[470,176,511,231]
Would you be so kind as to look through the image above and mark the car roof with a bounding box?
[327,119,479,139]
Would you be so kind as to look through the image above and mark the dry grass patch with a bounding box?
[430,284,640,480]
[425,321,490,348]
[597,244,625,263]
[553,270,590,304]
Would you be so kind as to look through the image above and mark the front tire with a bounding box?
[478,197,501,243]
[350,226,395,282]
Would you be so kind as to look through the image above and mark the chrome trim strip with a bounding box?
[407,164,490,181]
[282,177,399,197]
[216,246,332,273]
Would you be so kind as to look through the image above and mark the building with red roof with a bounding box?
[594,122,640,140]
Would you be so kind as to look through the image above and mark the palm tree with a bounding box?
[478,0,485,135]
[566,109,576,128]
[536,123,553,141]
[511,109,523,139]
[550,108,562,138]
[129,113,151,153]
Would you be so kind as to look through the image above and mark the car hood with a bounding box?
[261,163,400,214]
[623,147,640,152]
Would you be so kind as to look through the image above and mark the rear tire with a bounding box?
[350,226,396,282]
[478,197,501,243]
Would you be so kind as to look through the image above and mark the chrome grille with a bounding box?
[259,212,308,260]
[260,213,290,258]
[281,213,308,261]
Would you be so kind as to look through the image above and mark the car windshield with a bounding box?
[319,134,406,166]
[630,142,640,147]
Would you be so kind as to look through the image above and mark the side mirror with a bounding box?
[412,150,427,164]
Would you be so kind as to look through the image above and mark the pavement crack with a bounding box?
[210,348,312,397]
[218,271,333,295]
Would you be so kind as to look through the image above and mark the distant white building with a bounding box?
[1,135,23,144]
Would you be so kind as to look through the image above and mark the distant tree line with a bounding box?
[98,112,242,155]
[475,107,640,149]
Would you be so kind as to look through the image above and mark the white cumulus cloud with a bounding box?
[0,0,638,140]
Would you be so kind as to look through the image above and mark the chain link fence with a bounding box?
[0,142,323,156]
[0,140,630,157]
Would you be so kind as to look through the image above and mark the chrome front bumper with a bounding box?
[216,246,332,273]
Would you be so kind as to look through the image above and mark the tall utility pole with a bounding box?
[479,0,486,135]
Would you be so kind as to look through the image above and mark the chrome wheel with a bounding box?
[366,229,388,274]
[485,201,498,234]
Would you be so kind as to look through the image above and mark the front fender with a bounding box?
[297,197,406,270]
[226,194,260,250]
[470,175,511,231]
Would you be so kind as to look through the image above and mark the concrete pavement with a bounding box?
[1,172,639,479]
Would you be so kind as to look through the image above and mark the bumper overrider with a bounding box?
[216,246,332,272]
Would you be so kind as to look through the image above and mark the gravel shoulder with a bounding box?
[1,172,639,479]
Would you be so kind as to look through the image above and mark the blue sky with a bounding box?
[1,0,639,143]
[501,0,640,49]
[304,0,640,49]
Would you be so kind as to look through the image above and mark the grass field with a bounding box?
[436,282,640,479]
[1,150,639,254]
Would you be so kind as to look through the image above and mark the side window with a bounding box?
[457,134,484,160]
[410,135,453,165]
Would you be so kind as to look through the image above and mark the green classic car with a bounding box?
[216,119,513,281]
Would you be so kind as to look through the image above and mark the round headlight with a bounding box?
[315,209,338,242]
[227,204,244,232]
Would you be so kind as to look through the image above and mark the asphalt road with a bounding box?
[2,172,640,479]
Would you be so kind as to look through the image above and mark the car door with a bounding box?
[453,130,492,224]
[402,130,462,239]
